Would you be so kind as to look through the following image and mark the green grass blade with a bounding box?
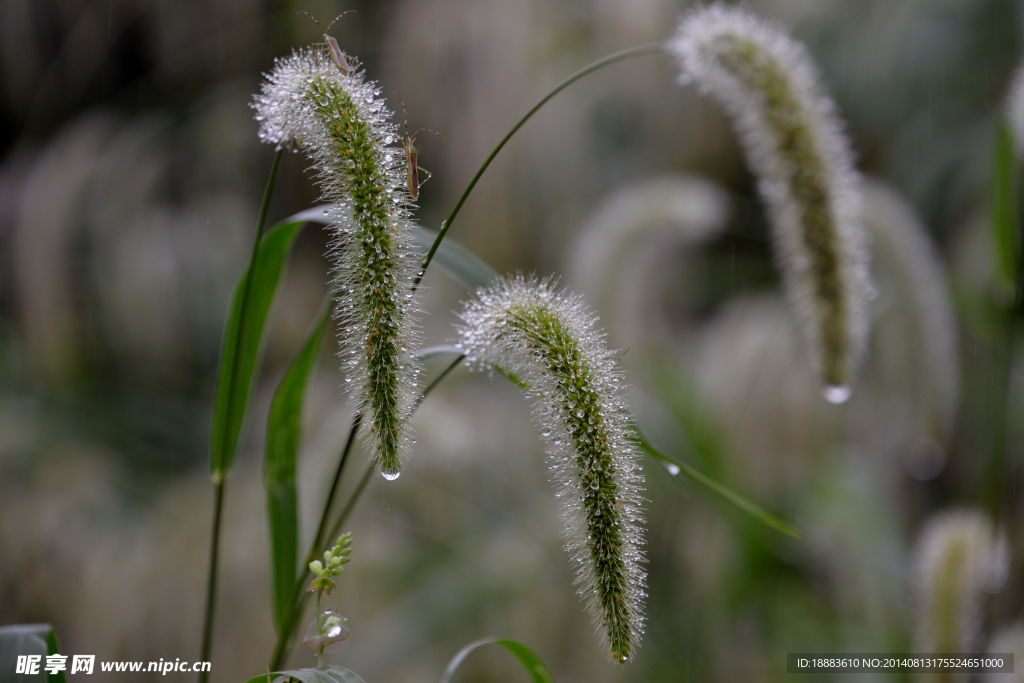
[244,665,366,683]
[634,427,807,540]
[288,205,500,292]
[993,121,1020,287]
[416,345,465,365]
[209,216,307,479]
[410,227,500,291]
[44,628,67,683]
[441,638,555,683]
[495,367,803,540]
[265,296,332,634]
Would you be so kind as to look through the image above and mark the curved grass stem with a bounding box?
[412,42,665,292]
[199,148,283,683]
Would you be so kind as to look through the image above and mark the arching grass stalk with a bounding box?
[413,42,665,293]
[455,276,646,662]
[199,148,282,683]
[268,353,464,672]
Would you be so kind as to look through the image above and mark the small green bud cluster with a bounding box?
[455,275,646,663]
[670,4,870,402]
[253,48,422,479]
[307,533,353,596]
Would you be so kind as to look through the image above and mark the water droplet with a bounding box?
[823,385,850,404]
[541,426,551,436]
[553,437,563,445]
[665,463,680,476]
[382,470,401,481]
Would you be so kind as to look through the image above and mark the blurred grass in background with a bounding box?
[0,0,1022,681]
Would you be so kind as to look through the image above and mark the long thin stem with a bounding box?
[199,148,283,683]
[198,481,224,680]
[412,42,665,292]
[269,413,361,673]
[267,354,465,671]
[311,412,362,562]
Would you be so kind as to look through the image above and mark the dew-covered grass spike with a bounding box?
[252,47,422,479]
[455,275,646,662]
[669,4,870,401]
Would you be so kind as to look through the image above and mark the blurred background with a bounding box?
[1,0,1023,681]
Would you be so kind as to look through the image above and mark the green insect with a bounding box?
[393,93,442,202]
[299,10,355,77]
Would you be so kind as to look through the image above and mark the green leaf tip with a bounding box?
[441,638,555,683]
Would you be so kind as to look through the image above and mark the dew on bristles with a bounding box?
[454,275,646,662]
[252,45,422,479]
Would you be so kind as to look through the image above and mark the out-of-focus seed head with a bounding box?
[669,4,871,402]
[913,509,1008,682]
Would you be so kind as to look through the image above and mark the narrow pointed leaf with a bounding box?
[634,427,807,540]
[410,227,500,291]
[441,638,555,683]
[416,345,464,365]
[993,122,1020,287]
[209,217,307,478]
[44,629,67,683]
[244,665,365,683]
[291,204,500,292]
[500,365,802,540]
[265,297,332,633]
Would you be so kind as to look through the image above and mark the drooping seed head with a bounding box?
[253,49,422,479]
[669,5,870,402]
[455,275,646,662]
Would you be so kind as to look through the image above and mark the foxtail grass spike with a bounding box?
[670,5,870,401]
[455,275,646,662]
[913,509,1008,678]
[253,48,422,479]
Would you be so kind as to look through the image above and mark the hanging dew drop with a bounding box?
[382,470,401,481]
[823,384,851,404]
